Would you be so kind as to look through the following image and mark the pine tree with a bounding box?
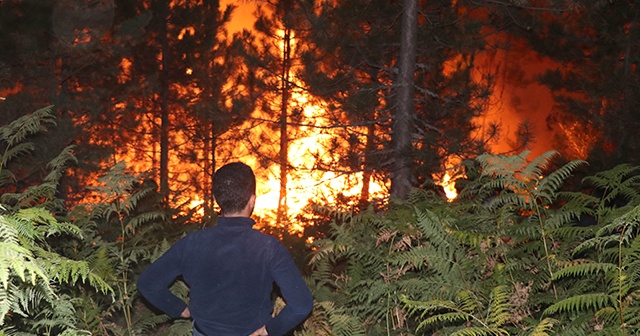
[180,1,257,216]
[300,0,492,202]
[106,0,254,220]
[0,0,127,201]
[239,0,312,222]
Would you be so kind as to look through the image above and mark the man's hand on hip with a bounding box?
[249,325,268,336]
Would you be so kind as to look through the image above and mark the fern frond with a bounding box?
[583,164,640,207]
[552,262,617,281]
[0,143,35,169]
[476,151,530,178]
[486,286,512,327]
[35,247,113,295]
[573,236,620,256]
[536,159,587,203]
[523,151,559,178]
[125,211,166,236]
[597,204,640,244]
[43,145,77,185]
[418,311,472,330]
[155,318,191,336]
[314,301,366,336]
[0,105,56,146]
[486,192,533,212]
[528,317,559,336]
[449,326,509,336]
[543,293,614,315]
[0,170,16,187]
[457,290,482,315]
[31,294,84,332]
[0,220,49,291]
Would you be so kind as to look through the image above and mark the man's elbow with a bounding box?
[294,291,314,318]
[137,272,151,295]
[137,271,161,299]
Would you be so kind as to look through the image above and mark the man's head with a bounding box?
[212,162,256,215]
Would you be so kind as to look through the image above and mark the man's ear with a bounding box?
[247,194,256,210]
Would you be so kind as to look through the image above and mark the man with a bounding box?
[137,162,313,335]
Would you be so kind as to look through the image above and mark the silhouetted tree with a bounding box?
[240,0,311,222]
[300,0,492,202]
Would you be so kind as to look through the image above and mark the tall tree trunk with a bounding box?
[159,0,170,199]
[390,0,418,200]
[209,119,216,212]
[277,26,292,222]
[360,123,375,207]
[204,0,219,214]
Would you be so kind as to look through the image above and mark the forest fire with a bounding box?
[0,0,616,229]
[2,2,640,335]
[238,70,389,225]
[52,2,590,221]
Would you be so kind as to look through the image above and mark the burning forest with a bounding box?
[2,0,636,225]
[2,0,640,334]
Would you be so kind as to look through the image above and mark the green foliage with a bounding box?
[302,150,640,336]
[0,107,114,335]
[65,161,189,336]
[0,107,183,335]
[0,106,56,175]
[6,109,640,336]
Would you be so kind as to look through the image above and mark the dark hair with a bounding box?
[212,162,256,214]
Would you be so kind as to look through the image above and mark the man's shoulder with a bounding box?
[248,228,281,243]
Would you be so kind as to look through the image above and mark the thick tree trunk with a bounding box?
[390,0,418,200]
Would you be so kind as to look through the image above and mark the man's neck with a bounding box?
[220,195,255,218]
[222,213,249,218]
[222,208,252,218]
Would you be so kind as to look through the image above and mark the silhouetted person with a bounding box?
[138,162,313,335]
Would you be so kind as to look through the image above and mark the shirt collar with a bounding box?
[217,216,256,228]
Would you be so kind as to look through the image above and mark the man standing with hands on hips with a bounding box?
[137,162,313,335]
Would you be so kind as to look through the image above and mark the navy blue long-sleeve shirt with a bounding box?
[137,217,313,335]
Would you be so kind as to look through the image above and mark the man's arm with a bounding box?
[264,242,313,336]
[137,238,189,318]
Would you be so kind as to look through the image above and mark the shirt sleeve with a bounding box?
[265,241,314,336]
[137,236,189,318]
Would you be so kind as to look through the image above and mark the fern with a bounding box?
[544,293,614,315]
[0,106,56,185]
[296,301,365,336]
[403,286,514,334]
[0,207,114,335]
[527,318,559,336]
